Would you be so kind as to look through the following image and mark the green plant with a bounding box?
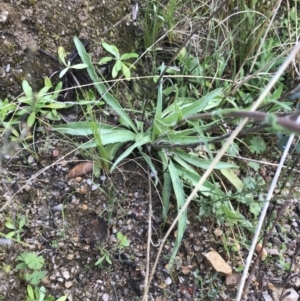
[99,42,138,80]
[142,1,165,49]
[25,285,67,301]
[53,38,247,267]
[16,252,47,285]
[0,98,17,125]
[95,232,129,268]
[13,77,70,127]
[57,46,88,78]
[117,232,130,248]
[95,249,112,267]
[4,215,26,242]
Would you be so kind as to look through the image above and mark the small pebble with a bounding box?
[5,63,10,72]
[165,277,172,285]
[52,204,63,212]
[62,270,70,279]
[65,281,73,288]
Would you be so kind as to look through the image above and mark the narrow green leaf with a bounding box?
[95,256,105,266]
[58,46,67,65]
[5,221,15,229]
[158,150,171,219]
[56,296,67,301]
[99,56,113,64]
[139,150,158,185]
[19,217,26,229]
[122,63,131,80]
[175,149,237,169]
[59,68,69,78]
[220,169,244,191]
[168,160,187,268]
[112,64,119,78]
[174,163,225,198]
[5,231,15,238]
[27,112,36,127]
[38,286,46,301]
[53,122,136,145]
[44,77,52,88]
[70,63,88,69]
[74,37,137,132]
[102,42,120,59]
[27,285,35,299]
[22,80,33,99]
[152,65,164,139]
[110,135,151,172]
[52,81,63,99]
[120,53,138,60]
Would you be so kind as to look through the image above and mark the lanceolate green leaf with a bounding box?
[102,42,120,59]
[120,53,138,60]
[22,80,33,99]
[174,149,237,169]
[110,135,151,172]
[168,160,187,268]
[158,150,171,220]
[74,37,137,132]
[53,122,136,145]
[152,64,164,140]
[139,150,158,185]
[174,163,224,198]
[122,63,131,80]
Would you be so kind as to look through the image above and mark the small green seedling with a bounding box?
[5,216,26,242]
[117,232,130,248]
[58,46,88,78]
[99,42,138,80]
[95,249,112,267]
[16,252,47,285]
[26,285,67,301]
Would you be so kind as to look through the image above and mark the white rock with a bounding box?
[262,291,273,301]
[65,281,73,288]
[165,277,172,285]
[62,270,70,279]
[283,288,299,301]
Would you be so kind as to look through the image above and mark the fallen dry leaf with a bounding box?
[66,162,93,179]
[204,250,232,275]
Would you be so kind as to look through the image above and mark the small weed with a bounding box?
[4,215,26,242]
[57,46,88,78]
[12,77,69,128]
[95,232,129,268]
[25,285,67,301]
[117,232,130,248]
[95,249,112,267]
[99,42,138,80]
[16,252,47,285]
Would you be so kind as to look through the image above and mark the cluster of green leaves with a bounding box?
[95,232,130,268]
[57,46,88,78]
[53,37,262,267]
[0,77,70,139]
[26,285,67,301]
[16,252,47,285]
[99,42,138,80]
[4,216,26,242]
